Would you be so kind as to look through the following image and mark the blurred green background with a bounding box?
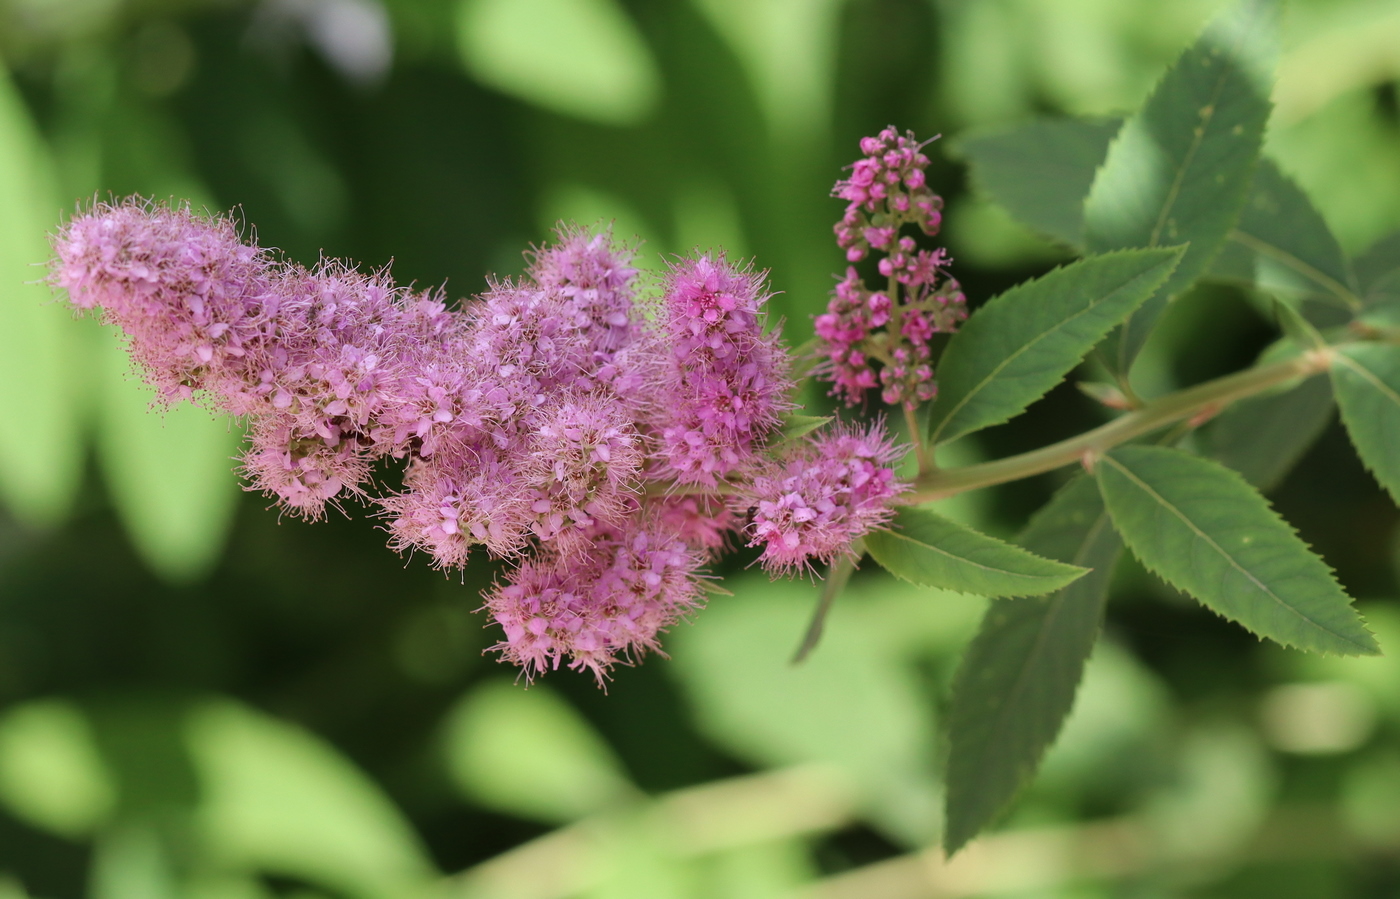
[2,0,1400,896]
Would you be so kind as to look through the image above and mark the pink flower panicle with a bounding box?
[658,254,792,485]
[737,422,908,574]
[817,127,968,408]
[51,199,917,683]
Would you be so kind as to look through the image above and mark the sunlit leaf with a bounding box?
[0,700,115,838]
[927,248,1182,447]
[0,65,82,527]
[865,507,1086,598]
[955,116,1121,249]
[1083,0,1277,371]
[90,825,179,899]
[944,476,1121,854]
[1209,158,1359,307]
[1202,372,1334,491]
[1096,445,1377,656]
[455,0,660,125]
[669,575,943,845]
[96,337,243,584]
[186,700,436,894]
[1331,344,1400,506]
[441,679,636,824]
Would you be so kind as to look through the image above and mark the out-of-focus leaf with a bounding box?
[1083,0,1277,371]
[943,477,1120,854]
[1355,230,1400,309]
[0,699,115,838]
[1146,722,1274,861]
[96,337,243,584]
[1209,158,1359,307]
[1096,445,1377,656]
[0,65,82,527]
[866,507,1086,598]
[441,679,636,824]
[455,0,660,125]
[186,700,436,896]
[1202,372,1334,491]
[955,116,1122,249]
[669,575,940,845]
[927,248,1181,446]
[90,825,179,899]
[1331,344,1400,507]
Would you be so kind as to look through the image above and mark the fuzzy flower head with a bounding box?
[658,254,792,484]
[738,422,908,574]
[52,200,274,402]
[484,523,704,684]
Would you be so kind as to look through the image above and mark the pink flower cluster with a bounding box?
[737,424,907,573]
[816,127,968,408]
[52,199,910,682]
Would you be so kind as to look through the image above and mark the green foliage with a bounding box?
[1331,343,1400,506]
[454,0,660,125]
[95,337,244,584]
[1201,372,1334,491]
[955,117,1121,249]
[0,65,82,528]
[1096,446,1377,656]
[1083,0,1277,370]
[1209,157,1359,308]
[926,247,1183,447]
[774,413,833,447]
[186,701,437,895]
[865,507,1086,598]
[441,679,637,824]
[0,700,115,839]
[943,476,1121,854]
[1355,231,1400,308]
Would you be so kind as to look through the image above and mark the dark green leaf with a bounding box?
[927,248,1182,447]
[1202,372,1334,491]
[865,507,1086,598]
[1096,446,1377,656]
[1355,231,1400,309]
[1331,344,1400,506]
[1084,0,1278,371]
[955,117,1122,249]
[944,477,1121,854]
[1209,158,1359,307]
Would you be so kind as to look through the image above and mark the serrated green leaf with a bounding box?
[1209,158,1359,308]
[955,117,1122,249]
[1096,445,1377,656]
[927,248,1182,447]
[1202,372,1334,491]
[865,507,1086,598]
[1355,230,1400,309]
[944,477,1121,854]
[1331,344,1400,507]
[1084,0,1277,371]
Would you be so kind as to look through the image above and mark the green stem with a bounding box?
[909,347,1336,503]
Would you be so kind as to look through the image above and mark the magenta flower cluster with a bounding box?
[52,198,908,682]
[816,127,968,408]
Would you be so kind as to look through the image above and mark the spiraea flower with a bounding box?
[657,254,792,485]
[736,422,908,574]
[51,196,918,682]
[816,127,967,408]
